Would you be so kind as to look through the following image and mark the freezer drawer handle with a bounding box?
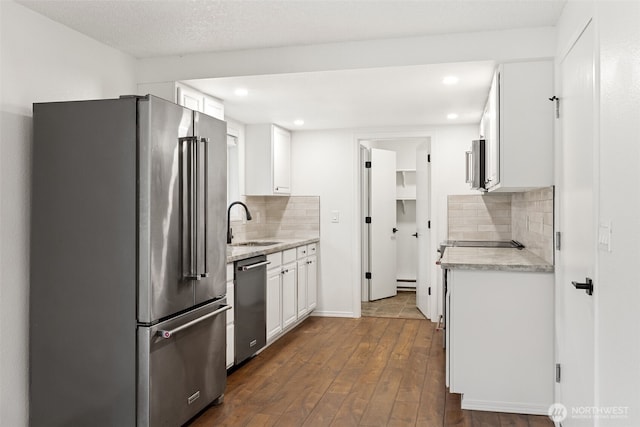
[238,261,271,271]
[157,304,231,339]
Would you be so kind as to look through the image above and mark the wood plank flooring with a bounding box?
[189,317,553,427]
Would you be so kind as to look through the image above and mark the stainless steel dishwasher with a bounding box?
[234,255,269,364]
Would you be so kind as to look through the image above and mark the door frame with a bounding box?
[354,132,432,316]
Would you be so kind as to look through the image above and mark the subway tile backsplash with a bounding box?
[447,186,554,264]
[447,194,512,241]
[229,196,320,242]
[511,187,554,264]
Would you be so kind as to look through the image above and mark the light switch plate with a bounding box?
[598,220,612,252]
[331,210,340,223]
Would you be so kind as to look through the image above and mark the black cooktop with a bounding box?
[439,240,525,252]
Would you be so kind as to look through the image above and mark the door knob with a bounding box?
[392,228,398,233]
[412,232,418,238]
[572,277,593,296]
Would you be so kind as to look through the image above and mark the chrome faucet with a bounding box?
[227,201,252,244]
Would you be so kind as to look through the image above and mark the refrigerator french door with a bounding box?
[30,95,228,427]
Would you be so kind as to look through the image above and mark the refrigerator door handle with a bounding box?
[157,304,231,339]
[200,137,209,278]
[180,136,200,280]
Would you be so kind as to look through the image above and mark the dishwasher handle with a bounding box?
[157,304,231,339]
[238,260,271,271]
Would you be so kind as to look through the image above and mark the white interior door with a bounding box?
[416,143,431,317]
[369,148,397,301]
[557,21,595,425]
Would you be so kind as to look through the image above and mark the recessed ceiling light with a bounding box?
[234,88,248,96]
[294,119,305,126]
[447,113,459,120]
[443,76,459,85]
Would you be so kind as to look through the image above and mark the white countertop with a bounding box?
[226,237,320,263]
[439,247,553,273]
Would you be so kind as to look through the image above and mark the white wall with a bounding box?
[555,1,640,425]
[595,1,640,423]
[0,2,137,425]
[291,125,479,319]
[290,130,357,317]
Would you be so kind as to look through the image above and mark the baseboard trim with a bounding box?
[311,310,356,318]
[461,397,551,416]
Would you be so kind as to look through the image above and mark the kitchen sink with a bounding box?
[230,241,281,247]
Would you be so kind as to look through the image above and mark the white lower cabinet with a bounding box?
[225,263,234,369]
[447,269,553,414]
[266,267,282,341]
[282,262,297,329]
[307,255,317,311]
[264,243,317,345]
[296,260,308,318]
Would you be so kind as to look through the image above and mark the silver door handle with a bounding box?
[239,260,271,271]
[465,151,472,183]
[200,137,209,278]
[157,304,231,339]
[180,136,200,280]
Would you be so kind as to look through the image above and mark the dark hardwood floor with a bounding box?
[190,317,553,427]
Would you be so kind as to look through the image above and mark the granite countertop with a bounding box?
[439,247,554,273]
[226,237,320,263]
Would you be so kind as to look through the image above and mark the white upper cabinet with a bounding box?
[245,124,292,195]
[137,81,225,120]
[484,61,553,192]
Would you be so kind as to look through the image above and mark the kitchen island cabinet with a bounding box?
[441,247,553,415]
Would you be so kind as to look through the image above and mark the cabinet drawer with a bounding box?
[267,252,282,270]
[282,248,296,264]
[308,243,317,255]
[296,245,308,259]
[226,263,234,281]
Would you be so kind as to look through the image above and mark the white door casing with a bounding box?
[557,20,596,426]
[369,148,397,301]
[416,143,431,318]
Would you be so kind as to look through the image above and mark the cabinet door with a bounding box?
[176,84,203,113]
[307,256,317,311]
[203,95,225,120]
[282,264,297,328]
[266,270,283,341]
[272,126,291,194]
[484,71,500,189]
[297,260,308,318]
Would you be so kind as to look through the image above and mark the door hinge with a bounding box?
[365,161,372,168]
[556,231,561,251]
[365,216,372,224]
[428,220,431,229]
[428,286,431,296]
[365,272,372,279]
[556,363,561,383]
[428,154,431,163]
[549,96,560,119]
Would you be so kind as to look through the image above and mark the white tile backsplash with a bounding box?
[447,186,554,264]
[229,195,320,242]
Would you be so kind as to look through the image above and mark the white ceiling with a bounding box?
[185,61,497,129]
[18,0,565,130]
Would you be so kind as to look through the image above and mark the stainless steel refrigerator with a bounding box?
[30,95,228,426]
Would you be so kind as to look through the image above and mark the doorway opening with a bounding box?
[359,137,432,320]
